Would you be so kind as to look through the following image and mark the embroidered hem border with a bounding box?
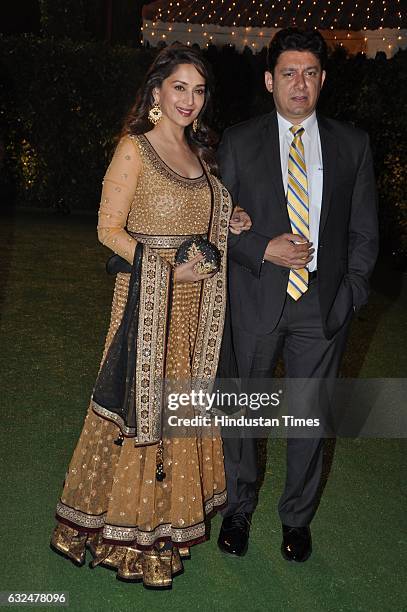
[55,488,227,545]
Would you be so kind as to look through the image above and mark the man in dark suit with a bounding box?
[217,28,379,562]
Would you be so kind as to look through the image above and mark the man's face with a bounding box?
[265,50,326,123]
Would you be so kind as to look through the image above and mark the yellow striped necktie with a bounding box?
[286,125,309,301]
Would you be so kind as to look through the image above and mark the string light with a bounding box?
[142,0,406,57]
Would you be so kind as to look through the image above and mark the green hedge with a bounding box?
[0,35,155,212]
[0,36,405,260]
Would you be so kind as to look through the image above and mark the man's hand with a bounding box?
[263,233,314,269]
[229,206,252,235]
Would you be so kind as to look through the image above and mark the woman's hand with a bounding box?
[229,206,252,235]
[174,254,217,283]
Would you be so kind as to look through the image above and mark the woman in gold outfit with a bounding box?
[50,44,250,588]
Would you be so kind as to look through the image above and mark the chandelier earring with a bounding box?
[192,118,199,133]
[148,101,162,125]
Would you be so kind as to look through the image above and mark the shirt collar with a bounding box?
[277,111,318,140]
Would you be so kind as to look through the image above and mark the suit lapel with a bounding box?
[260,111,288,214]
[258,112,337,237]
[318,115,337,238]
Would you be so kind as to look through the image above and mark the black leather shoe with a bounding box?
[217,513,251,557]
[281,525,312,562]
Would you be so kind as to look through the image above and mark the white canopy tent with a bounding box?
[142,0,406,58]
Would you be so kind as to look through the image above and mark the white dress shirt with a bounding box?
[277,111,323,272]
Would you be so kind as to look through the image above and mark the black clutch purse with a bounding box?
[106,237,221,276]
[174,236,221,275]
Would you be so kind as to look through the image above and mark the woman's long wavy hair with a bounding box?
[121,44,219,175]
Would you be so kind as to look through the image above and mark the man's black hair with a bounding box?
[267,28,328,73]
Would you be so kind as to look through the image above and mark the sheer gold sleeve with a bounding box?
[97,136,141,264]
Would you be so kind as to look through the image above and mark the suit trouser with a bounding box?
[221,279,352,526]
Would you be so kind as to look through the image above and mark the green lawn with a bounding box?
[0,211,405,612]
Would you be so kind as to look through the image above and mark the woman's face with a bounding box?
[154,63,206,129]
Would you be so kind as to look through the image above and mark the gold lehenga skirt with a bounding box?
[51,257,227,586]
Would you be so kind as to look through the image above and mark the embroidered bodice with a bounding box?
[97,134,212,263]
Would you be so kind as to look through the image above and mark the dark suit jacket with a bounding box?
[218,110,379,340]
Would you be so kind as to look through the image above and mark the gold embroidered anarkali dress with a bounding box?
[51,134,231,587]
